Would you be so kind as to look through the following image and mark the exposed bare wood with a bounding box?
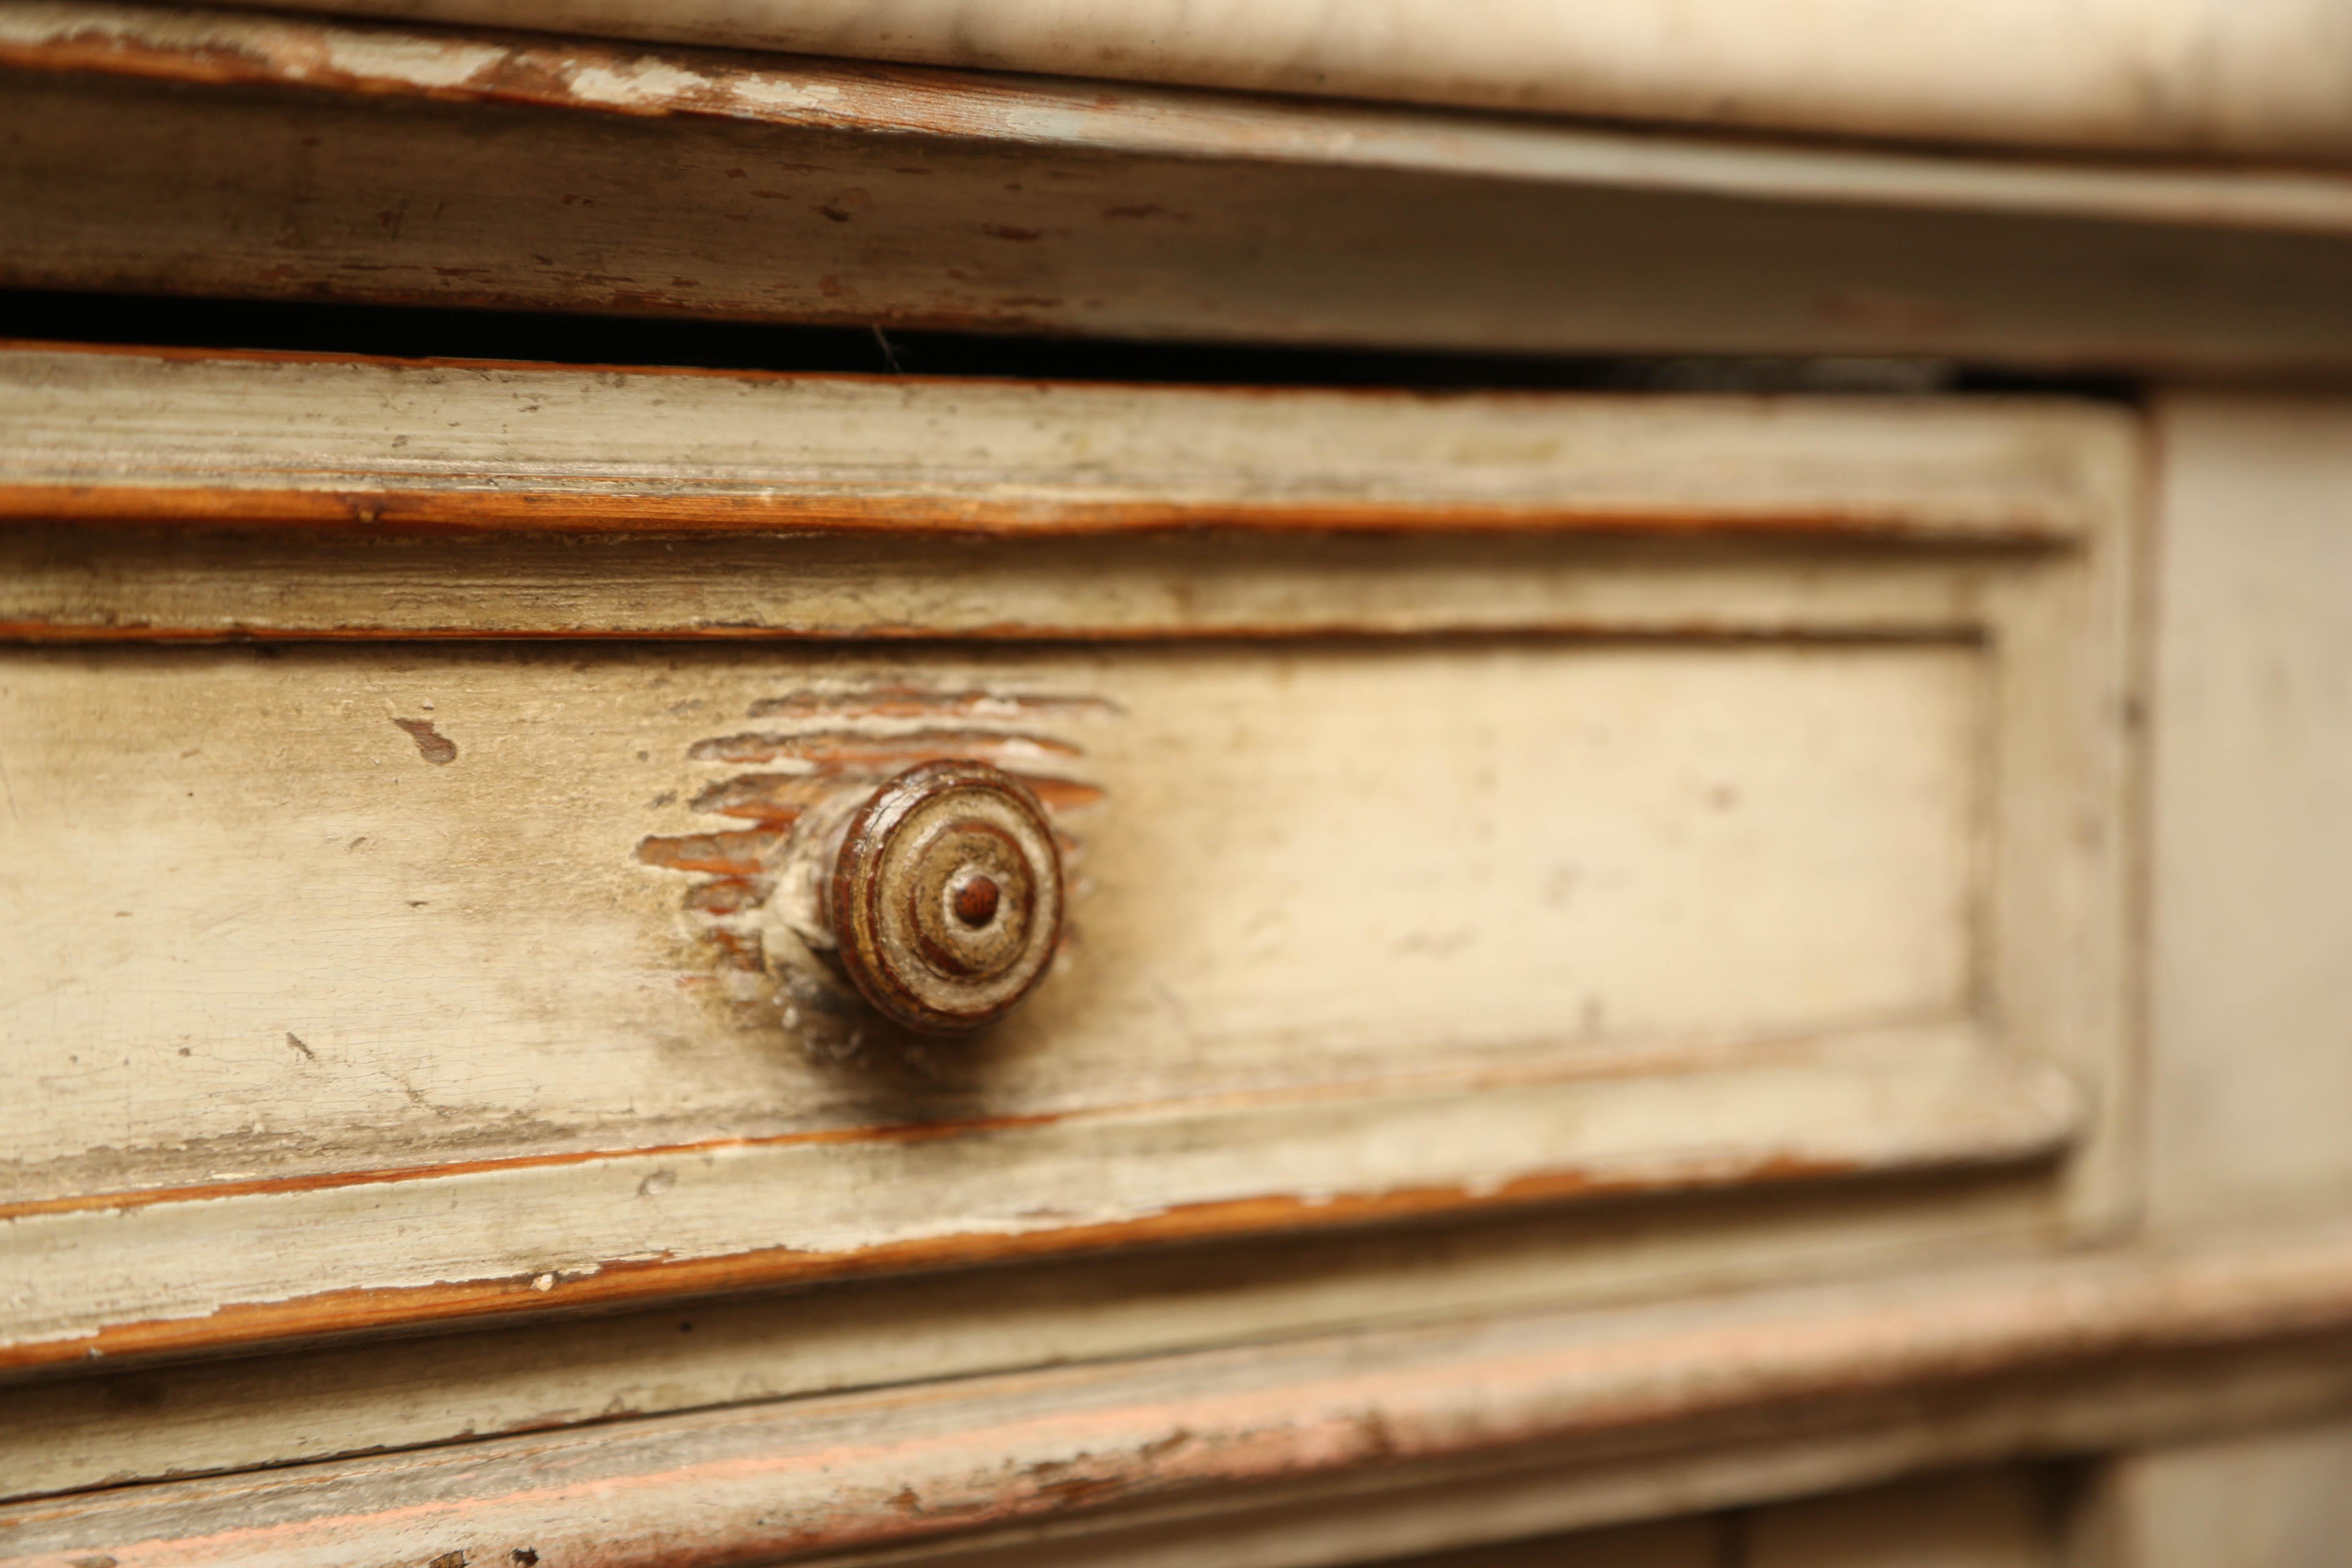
[9,1219,2352,1568]
[0,641,1998,1193]
[4,11,2352,366]
[0,370,2138,1366]
[0,1025,2076,1373]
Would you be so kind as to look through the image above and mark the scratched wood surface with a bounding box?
[0,360,2138,1365]
[0,344,2120,538]
[0,344,2136,644]
[7,7,2352,370]
[0,1172,2058,1502]
[0,639,2086,1368]
[9,1217,2352,1568]
[0,641,1989,1189]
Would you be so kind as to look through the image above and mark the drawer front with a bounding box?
[6,640,1983,1187]
[0,350,2138,1368]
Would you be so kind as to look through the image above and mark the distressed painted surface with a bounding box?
[231,0,2352,164]
[6,12,2352,366]
[9,2,2352,231]
[0,367,2140,1362]
[8,1218,2352,1567]
[0,643,1980,1190]
[2147,395,2352,1231]
[0,1025,2075,1368]
[0,345,2120,538]
[0,636,2087,1365]
[0,1173,2060,1502]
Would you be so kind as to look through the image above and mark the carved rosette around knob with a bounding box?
[829,760,1065,1033]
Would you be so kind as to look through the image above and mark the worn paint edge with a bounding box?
[0,485,2084,541]
[0,1032,2078,1373]
[6,4,2352,238]
[10,1221,2352,1565]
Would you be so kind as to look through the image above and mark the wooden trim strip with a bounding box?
[8,27,2345,368]
[0,343,2123,542]
[8,1220,2352,1566]
[0,485,2076,543]
[0,1027,2076,1374]
[0,515,2025,642]
[8,3,2352,238]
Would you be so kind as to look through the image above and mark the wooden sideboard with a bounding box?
[2,7,2350,1566]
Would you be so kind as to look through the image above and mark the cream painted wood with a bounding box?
[0,643,1990,1188]
[0,368,2138,1365]
[0,1174,2063,1503]
[0,346,2120,538]
[9,9,2352,369]
[0,641,2074,1365]
[2101,1419,2352,1568]
[216,0,2352,164]
[0,343,2135,643]
[13,1218,2352,1568]
[2147,396,2352,1232]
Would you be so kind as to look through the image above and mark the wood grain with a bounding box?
[9,1217,2352,1568]
[0,344,2119,540]
[0,631,2085,1368]
[0,1172,2058,1503]
[5,9,2352,367]
[225,0,2352,165]
[0,642,1991,1198]
[0,375,2138,1365]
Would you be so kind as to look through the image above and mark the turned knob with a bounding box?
[829,760,1065,1033]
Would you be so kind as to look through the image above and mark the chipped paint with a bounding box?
[6,3,2352,238]
[0,1024,2077,1370]
[14,1219,2352,1562]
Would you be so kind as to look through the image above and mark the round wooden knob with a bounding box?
[829,760,1065,1033]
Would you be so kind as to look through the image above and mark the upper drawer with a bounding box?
[0,347,2139,1369]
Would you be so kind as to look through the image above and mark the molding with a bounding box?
[4,10,2352,367]
[9,1221,2352,1566]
